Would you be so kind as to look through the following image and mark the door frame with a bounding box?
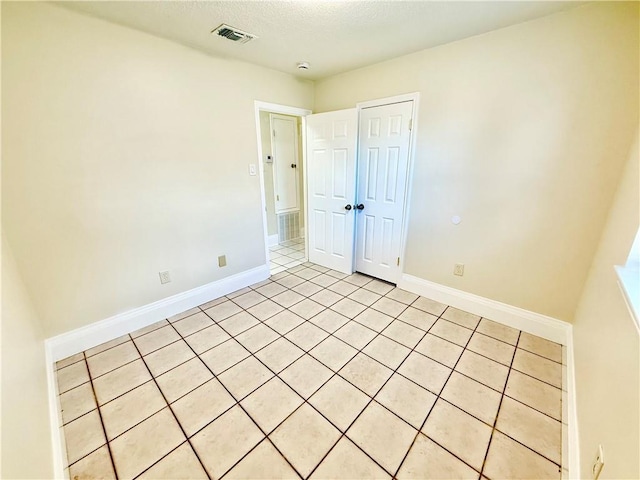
[355,92,420,283]
[254,101,312,269]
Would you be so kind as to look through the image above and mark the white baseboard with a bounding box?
[268,234,279,247]
[45,347,67,479]
[398,274,571,345]
[566,329,581,479]
[45,264,269,362]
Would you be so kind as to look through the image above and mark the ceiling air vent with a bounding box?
[212,24,257,44]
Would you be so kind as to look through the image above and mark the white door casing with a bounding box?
[271,114,300,214]
[355,101,414,283]
[306,109,358,274]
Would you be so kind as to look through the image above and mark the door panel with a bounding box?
[306,109,358,274]
[355,101,413,283]
[271,114,299,213]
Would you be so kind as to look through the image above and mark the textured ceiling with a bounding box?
[58,1,583,80]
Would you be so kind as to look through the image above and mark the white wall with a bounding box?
[1,235,54,479]
[1,2,313,336]
[315,2,639,322]
[572,130,639,479]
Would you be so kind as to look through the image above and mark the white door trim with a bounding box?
[254,101,312,268]
[356,93,420,283]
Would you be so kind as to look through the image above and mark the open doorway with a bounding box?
[255,102,311,275]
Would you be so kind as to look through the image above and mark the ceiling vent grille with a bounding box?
[212,24,257,44]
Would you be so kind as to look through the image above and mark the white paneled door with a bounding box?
[305,100,414,283]
[355,101,414,282]
[306,109,358,274]
[271,114,300,213]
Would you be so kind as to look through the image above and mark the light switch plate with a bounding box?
[249,164,257,176]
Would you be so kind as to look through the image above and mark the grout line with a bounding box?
[82,353,119,479]
[392,311,484,478]
[478,331,522,477]
[127,334,214,480]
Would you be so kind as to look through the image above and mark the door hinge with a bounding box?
[397,257,400,266]
[276,194,280,201]
[273,129,276,137]
[408,119,413,131]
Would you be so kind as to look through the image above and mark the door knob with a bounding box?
[356,204,365,210]
[344,204,352,211]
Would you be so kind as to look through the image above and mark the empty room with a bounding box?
[2,1,638,479]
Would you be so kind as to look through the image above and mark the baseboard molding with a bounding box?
[398,274,571,345]
[45,264,270,362]
[566,328,581,479]
[268,234,279,247]
[45,347,67,479]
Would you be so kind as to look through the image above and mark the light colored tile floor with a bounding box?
[56,264,565,480]
[270,237,306,274]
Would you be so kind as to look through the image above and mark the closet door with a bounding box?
[271,114,300,213]
[305,109,358,274]
[354,101,414,283]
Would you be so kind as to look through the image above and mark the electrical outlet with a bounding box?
[218,255,227,267]
[592,445,604,479]
[159,271,171,284]
[454,263,464,276]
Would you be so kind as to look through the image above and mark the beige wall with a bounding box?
[572,130,639,479]
[315,2,639,322]
[2,2,313,336]
[1,235,54,479]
